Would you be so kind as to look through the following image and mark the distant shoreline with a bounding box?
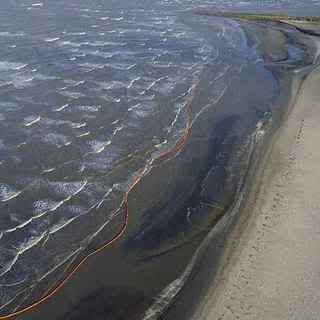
[194,10,320,24]
[194,10,320,36]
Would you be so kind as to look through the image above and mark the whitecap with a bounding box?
[155,139,168,149]
[49,180,88,198]
[16,231,46,254]
[34,74,59,81]
[127,77,141,89]
[48,217,76,234]
[86,41,125,47]
[0,81,13,88]
[67,32,86,36]
[77,105,100,112]
[106,63,135,71]
[155,80,176,95]
[11,75,34,88]
[0,61,27,71]
[100,95,121,103]
[42,133,69,147]
[0,32,24,37]
[88,140,111,154]
[59,90,86,99]
[76,131,90,138]
[54,103,69,112]
[83,50,115,59]
[24,115,41,127]
[0,249,18,277]
[33,199,63,216]
[41,168,55,173]
[45,37,60,42]
[130,101,156,118]
[0,184,21,202]
[99,80,125,90]
[71,122,86,128]
[112,125,124,136]
[49,205,86,235]
[146,77,166,91]
[5,218,32,234]
[4,194,75,235]
[128,103,141,111]
[111,17,124,21]
[58,40,82,48]
[79,62,105,72]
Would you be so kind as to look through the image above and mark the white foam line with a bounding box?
[96,186,114,209]
[72,122,87,128]
[72,80,85,87]
[45,37,60,43]
[146,76,166,91]
[41,168,56,173]
[0,288,22,311]
[37,247,82,282]
[211,65,232,83]
[48,193,112,236]
[0,254,18,277]
[142,224,204,320]
[95,140,111,154]
[0,276,26,287]
[191,84,228,126]
[15,64,28,71]
[166,101,187,134]
[48,217,77,235]
[85,207,122,243]
[76,131,90,138]
[128,77,141,89]
[24,115,41,127]
[1,190,23,203]
[4,181,88,234]
[18,232,47,255]
[128,103,141,111]
[54,103,69,112]
[112,125,124,136]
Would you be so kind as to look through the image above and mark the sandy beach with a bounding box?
[193,54,320,319]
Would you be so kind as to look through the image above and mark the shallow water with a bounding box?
[0,0,319,319]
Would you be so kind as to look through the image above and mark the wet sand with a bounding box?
[194,50,320,320]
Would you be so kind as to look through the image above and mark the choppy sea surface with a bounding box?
[0,0,319,319]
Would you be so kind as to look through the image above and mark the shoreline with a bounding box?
[189,24,320,320]
[162,17,320,320]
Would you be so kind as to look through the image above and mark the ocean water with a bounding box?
[0,0,319,319]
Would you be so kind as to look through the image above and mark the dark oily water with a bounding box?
[0,1,318,319]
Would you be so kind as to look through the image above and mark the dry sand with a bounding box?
[195,65,320,320]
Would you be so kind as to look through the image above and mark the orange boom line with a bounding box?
[0,83,197,319]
